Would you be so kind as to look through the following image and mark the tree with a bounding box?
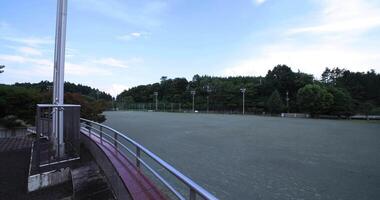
[360,102,374,120]
[297,84,333,116]
[266,90,284,114]
[327,87,353,117]
[321,67,346,85]
[0,65,4,73]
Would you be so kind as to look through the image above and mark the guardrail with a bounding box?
[80,118,217,200]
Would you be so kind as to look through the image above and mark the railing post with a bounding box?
[136,147,141,169]
[99,126,103,144]
[114,132,118,150]
[89,123,92,137]
[190,188,196,200]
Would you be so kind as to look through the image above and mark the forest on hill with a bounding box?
[117,65,380,117]
[0,80,112,128]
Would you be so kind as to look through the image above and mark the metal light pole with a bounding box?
[153,92,158,111]
[191,90,196,112]
[240,88,246,115]
[206,85,212,113]
[286,91,289,113]
[52,0,68,157]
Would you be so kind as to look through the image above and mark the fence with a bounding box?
[80,118,218,200]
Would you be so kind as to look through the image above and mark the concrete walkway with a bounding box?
[0,138,72,200]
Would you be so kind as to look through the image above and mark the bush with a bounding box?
[0,115,27,128]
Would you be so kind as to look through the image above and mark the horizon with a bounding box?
[1,0,380,96]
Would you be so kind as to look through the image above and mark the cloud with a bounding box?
[222,42,380,77]
[0,54,51,66]
[288,0,380,35]
[93,57,143,69]
[223,0,380,78]
[2,36,53,47]
[253,0,267,5]
[93,58,130,69]
[17,46,43,56]
[103,84,129,97]
[0,53,113,79]
[117,32,150,41]
[66,62,111,76]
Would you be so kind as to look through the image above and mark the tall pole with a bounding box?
[206,85,212,113]
[240,88,246,115]
[191,90,196,112]
[154,92,158,111]
[52,0,68,157]
[286,91,289,113]
[207,96,209,113]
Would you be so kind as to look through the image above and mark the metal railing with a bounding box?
[80,118,218,200]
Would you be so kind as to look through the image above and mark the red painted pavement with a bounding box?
[81,129,168,200]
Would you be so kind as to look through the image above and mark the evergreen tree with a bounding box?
[266,90,284,114]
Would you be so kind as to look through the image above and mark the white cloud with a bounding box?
[288,0,380,35]
[117,32,150,41]
[223,42,380,77]
[131,32,142,37]
[93,57,143,69]
[254,0,267,5]
[103,84,129,97]
[224,0,380,78]
[93,57,130,69]
[17,46,43,56]
[0,54,51,66]
[0,54,28,63]
[0,53,113,80]
[2,36,53,46]
[66,62,111,76]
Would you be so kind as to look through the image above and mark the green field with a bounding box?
[103,111,380,200]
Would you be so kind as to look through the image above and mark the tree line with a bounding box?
[0,81,112,128]
[117,65,380,117]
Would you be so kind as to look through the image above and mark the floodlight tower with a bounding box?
[286,91,289,113]
[191,90,196,112]
[206,85,212,113]
[154,92,158,111]
[240,88,246,115]
[52,0,68,157]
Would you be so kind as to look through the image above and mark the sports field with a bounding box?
[103,111,380,200]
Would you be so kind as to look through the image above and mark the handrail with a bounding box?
[80,118,218,200]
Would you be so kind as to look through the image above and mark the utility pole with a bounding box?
[191,90,196,112]
[52,0,68,157]
[286,91,289,113]
[154,92,158,111]
[240,88,246,115]
[206,85,212,113]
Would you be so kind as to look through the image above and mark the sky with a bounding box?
[1,0,380,96]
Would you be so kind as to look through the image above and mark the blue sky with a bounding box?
[1,0,380,96]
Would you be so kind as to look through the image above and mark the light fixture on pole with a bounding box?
[153,92,158,111]
[240,88,246,115]
[191,90,196,112]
